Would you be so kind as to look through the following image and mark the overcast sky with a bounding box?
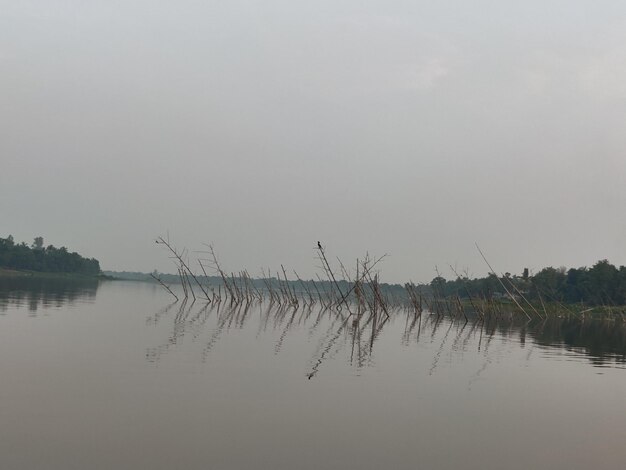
[2,1,626,283]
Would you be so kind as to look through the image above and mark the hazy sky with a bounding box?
[2,1,626,283]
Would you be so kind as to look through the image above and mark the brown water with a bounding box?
[1,279,625,470]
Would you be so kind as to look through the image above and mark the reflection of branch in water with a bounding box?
[272,304,292,330]
[308,310,391,379]
[350,317,362,367]
[236,302,252,329]
[429,314,444,343]
[482,319,498,354]
[478,315,499,354]
[147,300,241,364]
[468,338,510,390]
[460,319,481,352]
[477,319,485,352]
[402,311,422,345]
[225,303,243,329]
[468,319,499,390]
[401,313,412,346]
[189,303,213,340]
[369,312,388,353]
[428,319,455,375]
[467,357,490,391]
[201,304,241,361]
[307,316,351,380]
[274,307,299,354]
[297,305,315,328]
[307,308,328,339]
[450,320,469,352]
[256,302,275,338]
[146,300,194,363]
[174,299,192,323]
[348,312,380,369]
[415,311,424,343]
[146,301,177,326]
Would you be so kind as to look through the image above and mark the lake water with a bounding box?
[1,278,625,469]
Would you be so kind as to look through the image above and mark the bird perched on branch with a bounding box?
[317,241,322,250]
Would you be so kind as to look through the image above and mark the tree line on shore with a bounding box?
[431,259,626,306]
[0,235,101,275]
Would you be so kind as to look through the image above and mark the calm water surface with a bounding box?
[1,279,625,469]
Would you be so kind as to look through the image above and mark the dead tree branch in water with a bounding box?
[150,273,179,301]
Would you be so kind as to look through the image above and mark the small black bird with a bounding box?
[317,241,322,249]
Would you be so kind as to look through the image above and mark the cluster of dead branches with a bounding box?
[152,238,395,317]
[152,237,586,323]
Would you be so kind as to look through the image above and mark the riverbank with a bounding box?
[0,267,113,280]
[455,297,626,320]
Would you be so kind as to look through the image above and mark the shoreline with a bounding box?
[0,267,113,280]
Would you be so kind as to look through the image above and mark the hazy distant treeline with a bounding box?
[432,259,626,306]
[0,235,100,275]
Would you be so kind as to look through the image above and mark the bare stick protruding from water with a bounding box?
[150,273,179,301]
[156,236,210,300]
[316,242,351,312]
[475,243,530,319]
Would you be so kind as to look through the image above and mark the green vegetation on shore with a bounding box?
[0,235,101,276]
[432,259,626,307]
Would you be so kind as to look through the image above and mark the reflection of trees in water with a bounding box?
[146,302,626,374]
[0,277,100,313]
[526,317,626,365]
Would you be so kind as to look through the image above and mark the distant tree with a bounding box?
[587,260,619,305]
[616,267,626,305]
[430,276,446,291]
[32,236,44,250]
[563,267,589,303]
[532,267,566,301]
[476,273,501,298]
